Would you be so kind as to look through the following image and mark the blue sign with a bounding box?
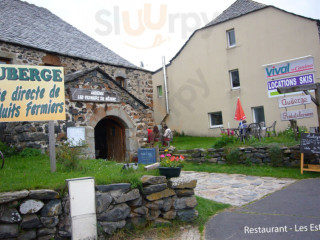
[267,73,314,98]
[138,148,157,165]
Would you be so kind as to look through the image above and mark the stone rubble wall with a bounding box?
[0,176,198,239]
[0,42,154,152]
[160,145,319,167]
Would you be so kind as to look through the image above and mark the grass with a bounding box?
[172,134,300,150]
[172,136,218,150]
[0,155,159,193]
[195,196,231,232]
[183,162,320,179]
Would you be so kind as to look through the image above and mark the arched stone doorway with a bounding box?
[90,106,139,162]
[95,116,126,161]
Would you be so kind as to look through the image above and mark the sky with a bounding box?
[23,0,320,71]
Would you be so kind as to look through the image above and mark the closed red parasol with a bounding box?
[234,98,246,121]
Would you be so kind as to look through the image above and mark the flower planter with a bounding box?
[159,167,181,178]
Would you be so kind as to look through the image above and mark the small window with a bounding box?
[230,69,240,89]
[157,85,163,97]
[227,29,236,47]
[252,106,265,123]
[116,77,125,88]
[0,57,11,64]
[209,112,223,128]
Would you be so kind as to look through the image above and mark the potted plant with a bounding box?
[159,149,185,178]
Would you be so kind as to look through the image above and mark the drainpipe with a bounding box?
[162,56,169,116]
[160,56,169,124]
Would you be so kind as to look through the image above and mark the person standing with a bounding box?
[163,125,173,146]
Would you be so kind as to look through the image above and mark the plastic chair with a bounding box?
[265,121,276,137]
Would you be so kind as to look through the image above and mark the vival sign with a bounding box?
[264,56,314,80]
[0,65,65,122]
[263,56,315,98]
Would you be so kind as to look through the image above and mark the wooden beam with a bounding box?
[277,83,318,94]
[303,90,319,106]
[48,121,56,173]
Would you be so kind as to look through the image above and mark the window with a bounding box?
[209,112,223,128]
[116,76,125,88]
[157,85,163,97]
[230,69,240,89]
[252,106,265,124]
[0,57,11,64]
[227,29,236,47]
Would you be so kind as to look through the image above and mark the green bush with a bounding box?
[268,144,283,167]
[213,134,237,148]
[0,141,16,157]
[278,125,308,140]
[19,148,43,157]
[225,148,241,165]
[244,157,252,166]
[56,140,87,171]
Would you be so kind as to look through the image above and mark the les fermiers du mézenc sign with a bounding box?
[0,65,65,122]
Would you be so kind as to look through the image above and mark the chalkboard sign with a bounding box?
[300,133,320,154]
[138,148,157,165]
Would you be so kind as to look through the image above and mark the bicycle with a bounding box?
[0,151,4,169]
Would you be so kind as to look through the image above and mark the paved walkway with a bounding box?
[181,171,296,206]
[205,178,320,240]
[167,171,297,240]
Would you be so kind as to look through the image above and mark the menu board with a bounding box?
[138,148,157,165]
[300,133,320,154]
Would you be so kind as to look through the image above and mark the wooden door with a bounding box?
[105,120,125,162]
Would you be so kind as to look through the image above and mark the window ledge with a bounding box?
[227,45,237,49]
[210,125,223,129]
[231,87,240,91]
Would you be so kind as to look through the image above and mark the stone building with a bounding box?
[0,0,154,161]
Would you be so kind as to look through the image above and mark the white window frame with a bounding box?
[157,85,163,98]
[209,112,223,128]
[229,69,240,89]
[251,106,265,124]
[227,29,236,48]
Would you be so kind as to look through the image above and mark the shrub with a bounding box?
[244,157,252,166]
[268,144,283,167]
[0,141,17,157]
[213,134,236,148]
[225,148,241,165]
[56,140,87,171]
[278,125,308,140]
[173,131,186,137]
[19,148,43,157]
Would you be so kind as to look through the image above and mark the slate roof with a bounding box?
[0,0,140,70]
[205,0,267,27]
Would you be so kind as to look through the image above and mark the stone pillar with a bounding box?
[84,126,95,159]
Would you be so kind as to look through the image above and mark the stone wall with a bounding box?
[0,176,198,239]
[0,41,154,154]
[160,146,319,167]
